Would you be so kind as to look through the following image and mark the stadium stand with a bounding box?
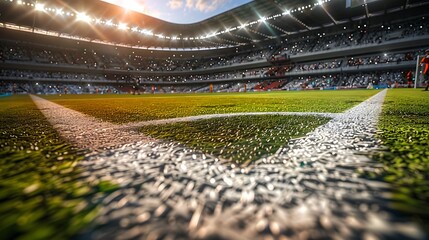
[1,0,429,94]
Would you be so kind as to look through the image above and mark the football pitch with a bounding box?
[1,89,428,239]
[42,89,377,122]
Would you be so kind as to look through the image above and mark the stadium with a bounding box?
[0,0,428,239]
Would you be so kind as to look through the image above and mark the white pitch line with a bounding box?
[119,112,342,130]
[30,95,153,150]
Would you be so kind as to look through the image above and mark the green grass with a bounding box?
[376,89,429,219]
[140,115,330,163]
[0,95,116,240]
[0,89,389,238]
[42,90,379,123]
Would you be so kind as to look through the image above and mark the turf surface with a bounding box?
[376,89,429,220]
[140,115,330,163]
[42,90,379,123]
[0,95,116,240]
[6,89,427,238]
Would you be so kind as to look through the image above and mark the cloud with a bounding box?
[167,0,183,9]
[185,0,229,12]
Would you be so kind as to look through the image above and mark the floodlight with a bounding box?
[118,23,128,30]
[76,12,91,22]
[35,3,45,11]
[141,29,153,36]
[283,10,290,15]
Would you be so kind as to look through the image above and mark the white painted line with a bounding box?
[30,95,153,150]
[119,112,341,130]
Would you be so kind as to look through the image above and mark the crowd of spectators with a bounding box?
[1,17,427,75]
[1,45,420,88]
[127,48,272,72]
[0,40,272,72]
[0,69,412,96]
[0,43,98,67]
[273,17,429,57]
[0,48,418,84]
[294,60,343,72]
[347,50,421,67]
[279,71,407,90]
[0,82,122,94]
[0,69,108,82]
[341,71,404,88]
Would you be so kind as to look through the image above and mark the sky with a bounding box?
[101,0,252,24]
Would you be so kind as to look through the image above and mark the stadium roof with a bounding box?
[0,0,428,50]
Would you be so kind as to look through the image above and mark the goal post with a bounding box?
[415,55,427,89]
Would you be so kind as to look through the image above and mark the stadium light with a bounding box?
[105,20,113,26]
[35,3,45,11]
[141,29,153,36]
[76,12,91,23]
[283,10,290,15]
[118,23,128,30]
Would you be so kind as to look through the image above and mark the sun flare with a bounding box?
[102,0,146,13]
